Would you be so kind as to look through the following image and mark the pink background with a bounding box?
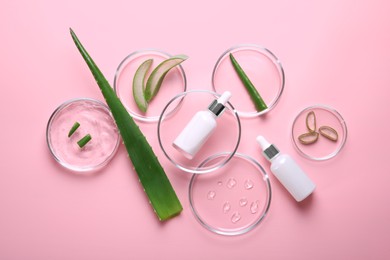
[1,0,390,259]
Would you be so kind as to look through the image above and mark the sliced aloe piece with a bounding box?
[144,55,187,102]
[77,134,92,148]
[68,121,80,137]
[133,59,153,112]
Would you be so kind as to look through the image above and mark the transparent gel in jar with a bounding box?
[46,98,120,172]
[189,153,271,236]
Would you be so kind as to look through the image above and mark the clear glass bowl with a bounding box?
[113,49,187,123]
[157,90,241,174]
[291,104,348,160]
[46,98,120,172]
[189,152,272,236]
[212,44,285,118]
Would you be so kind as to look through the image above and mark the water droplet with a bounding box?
[239,197,248,207]
[231,212,241,223]
[226,178,237,189]
[222,201,231,214]
[244,179,254,190]
[250,200,259,214]
[217,181,223,186]
[207,191,216,200]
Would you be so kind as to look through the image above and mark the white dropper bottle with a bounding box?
[256,135,316,202]
[173,91,232,159]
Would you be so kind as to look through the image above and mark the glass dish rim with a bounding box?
[46,97,120,172]
[188,152,272,236]
[113,48,187,123]
[157,90,242,174]
[211,43,285,118]
[291,104,348,161]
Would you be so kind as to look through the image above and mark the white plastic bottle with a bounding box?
[173,91,232,159]
[256,136,316,202]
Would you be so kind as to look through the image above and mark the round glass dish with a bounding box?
[291,104,347,161]
[212,44,285,118]
[158,90,241,174]
[46,98,120,172]
[189,152,271,236]
[113,49,187,123]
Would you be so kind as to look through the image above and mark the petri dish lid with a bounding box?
[212,44,285,118]
[189,152,272,236]
[113,49,187,123]
[291,104,348,160]
[46,98,120,172]
[158,90,241,174]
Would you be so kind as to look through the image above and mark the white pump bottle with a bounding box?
[173,91,232,159]
[257,136,316,202]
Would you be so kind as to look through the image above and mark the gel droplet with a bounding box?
[207,191,216,200]
[226,178,237,189]
[250,200,259,214]
[222,201,231,214]
[244,179,254,190]
[231,212,241,223]
[239,197,248,207]
[217,181,223,186]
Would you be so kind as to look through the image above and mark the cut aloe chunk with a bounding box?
[133,59,153,113]
[68,121,80,137]
[77,134,92,148]
[144,55,187,102]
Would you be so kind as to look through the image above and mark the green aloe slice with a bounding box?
[144,55,187,102]
[68,121,80,137]
[133,59,153,112]
[70,28,182,221]
[77,134,92,148]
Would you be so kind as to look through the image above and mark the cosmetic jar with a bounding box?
[158,90,241,174]
[212,44,285,118]
[291,104,347,160]
[46,98,120,172]
[114,49,187,123]
[189,152,271,236]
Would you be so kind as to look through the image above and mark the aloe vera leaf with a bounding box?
[68,121,80,137]
[133,59,153,113]
[229,53,268,112]
[144,55,188,102]
[70,28,182,221]
[77,134,92,148]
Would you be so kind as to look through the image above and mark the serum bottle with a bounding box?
[257,135,316,202]
[173,91,232,159]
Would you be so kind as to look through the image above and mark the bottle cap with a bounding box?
[208,91,231,116]
[256,136,279,161]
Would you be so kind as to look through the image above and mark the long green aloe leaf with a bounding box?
[70,28,182,221]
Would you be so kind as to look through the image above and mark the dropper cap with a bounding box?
[208,91,232,116]
[256,136,280,161]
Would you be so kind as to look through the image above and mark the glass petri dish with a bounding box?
[212,44,285,118]
[46,98,120,172]
[189,152,272,236]
[158,90,241,174]
[291,104,347,161]
[113,49,187,123]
